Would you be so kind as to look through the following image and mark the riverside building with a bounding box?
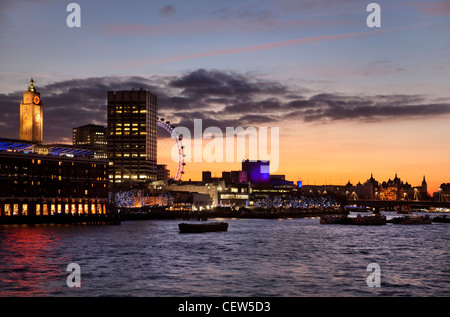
[0,140,108,216]
[0,80,109,218]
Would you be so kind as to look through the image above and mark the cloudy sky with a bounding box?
[0,0,449,192]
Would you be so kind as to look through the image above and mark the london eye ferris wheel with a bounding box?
[157,117,185,181]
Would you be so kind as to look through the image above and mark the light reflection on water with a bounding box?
[0,214,448,296]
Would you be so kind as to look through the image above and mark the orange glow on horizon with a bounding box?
[171,117,450,196]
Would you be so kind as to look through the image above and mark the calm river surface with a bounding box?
[0,213,448,297]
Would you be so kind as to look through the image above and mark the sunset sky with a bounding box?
[0,0,449,193]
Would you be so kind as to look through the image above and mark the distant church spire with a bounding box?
[421,175,428,196]
[394,172,399,182]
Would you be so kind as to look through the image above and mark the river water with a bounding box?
[0,213,448,297]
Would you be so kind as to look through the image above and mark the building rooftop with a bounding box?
[0,138,98,159]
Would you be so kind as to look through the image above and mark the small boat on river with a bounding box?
[400,215,432,225]
[320,214,386,225]
[178,221,229,233]
[351,213,386,226]
[320,215,350,224]
[432,215,450,223]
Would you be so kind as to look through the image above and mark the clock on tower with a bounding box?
[19,79,43,142]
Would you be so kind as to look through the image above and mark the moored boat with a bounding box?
[432,215,450,223]
[320,215,350,224]
[350,213,386,226]
[178,221,228,233]
[400,215,432,225]
[319,214,386,225]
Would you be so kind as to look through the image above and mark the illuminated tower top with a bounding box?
[20,78,43,143]
[28,78,36,92]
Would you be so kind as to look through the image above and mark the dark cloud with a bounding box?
[283,0,361,12]
[1,69,449,143]
[0,92,21,138]
[281,94,450,123]
[169,69,287,97]
[221,98,283,114]
[238,114,277,124]
[160,4,176,16]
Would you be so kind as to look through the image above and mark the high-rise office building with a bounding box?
[20,79,43,143]
[73,124,107,159]
[107,89,157,186]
